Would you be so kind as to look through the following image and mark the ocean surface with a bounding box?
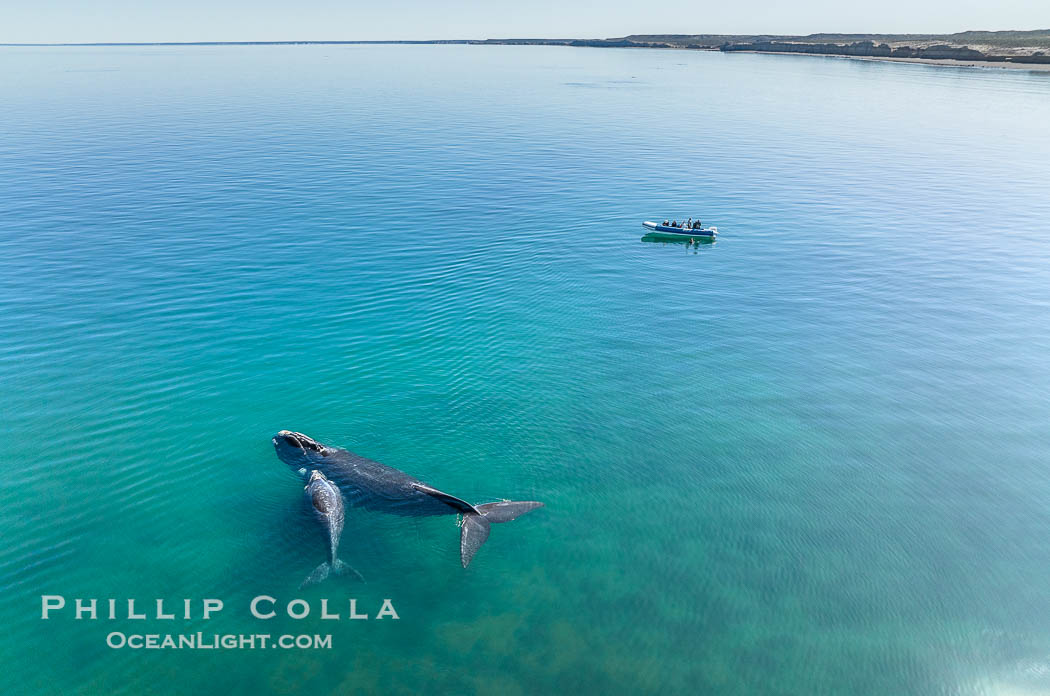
[1,44,1050,695]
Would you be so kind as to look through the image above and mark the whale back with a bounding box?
[317,449,472,517]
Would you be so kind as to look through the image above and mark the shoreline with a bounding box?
[735,49,1050,71]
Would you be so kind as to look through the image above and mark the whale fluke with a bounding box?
[300,559,364,589]
[460,513,491,568]
[460,501,544,567]
[300,562,331,589]
[477,501,544,523]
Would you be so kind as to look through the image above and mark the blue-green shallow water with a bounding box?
[2,44,1050,695]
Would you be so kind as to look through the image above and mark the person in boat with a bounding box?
[663,220,669,226]
[686,218,692,228]
[671,220,678,227]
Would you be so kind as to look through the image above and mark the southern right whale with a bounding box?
[301,470,363,589]
[273,431,543,567]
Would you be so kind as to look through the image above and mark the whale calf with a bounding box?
[301,470,363,588]
[274,431,543,567]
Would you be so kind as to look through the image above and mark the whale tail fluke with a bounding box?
[299,562,331,589]
[459,501,544,568]
[459,513,490,568]
[331,559,365,582]
[477,501,544,523]
[299,560,364,589]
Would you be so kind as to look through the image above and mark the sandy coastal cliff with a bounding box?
[717,38,1049,65]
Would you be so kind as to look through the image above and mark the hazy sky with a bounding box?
[3,0,1046,43]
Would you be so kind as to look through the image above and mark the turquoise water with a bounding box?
[2,44,1050,695]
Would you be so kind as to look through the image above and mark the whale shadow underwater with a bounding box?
[273,431,544,568]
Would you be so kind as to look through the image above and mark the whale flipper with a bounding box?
[411,482,477,514]
[300,560,363,589]
[477,501,544,523]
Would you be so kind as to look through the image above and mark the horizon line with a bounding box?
[3,29,1049,48]
[0,40,490,46]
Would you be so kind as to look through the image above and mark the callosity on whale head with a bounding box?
[273,431,332,474]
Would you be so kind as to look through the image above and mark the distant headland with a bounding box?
[6,30,1050,69]
[610,30,1050,67]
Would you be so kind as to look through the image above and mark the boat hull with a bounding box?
[642,221,717,237]
[642,233,714,245]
